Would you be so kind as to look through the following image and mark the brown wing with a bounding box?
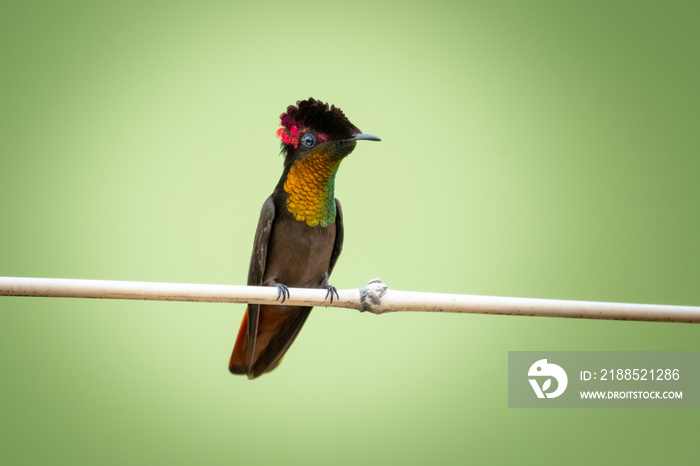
[329,198,344,275]
[229,196,275,375]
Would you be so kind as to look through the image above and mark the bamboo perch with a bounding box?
[0,276,699,323]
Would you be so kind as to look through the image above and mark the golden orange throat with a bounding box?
[283,152,341,227]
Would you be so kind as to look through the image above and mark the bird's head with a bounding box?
[276,98,380,169]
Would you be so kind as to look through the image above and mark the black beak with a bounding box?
[352,133,381,142]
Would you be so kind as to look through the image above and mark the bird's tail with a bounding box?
[228,309,251,375]
[229,305,312,379]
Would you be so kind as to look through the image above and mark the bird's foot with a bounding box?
[324,285,340,304]
[275,283,290,303]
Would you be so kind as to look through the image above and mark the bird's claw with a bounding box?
[325,285,340,304]
[276,283,290,303]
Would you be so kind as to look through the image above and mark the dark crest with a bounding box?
[276,98,361,149]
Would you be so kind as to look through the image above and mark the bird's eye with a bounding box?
[301,133,316,148]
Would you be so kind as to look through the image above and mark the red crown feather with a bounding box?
[276,98,361,148]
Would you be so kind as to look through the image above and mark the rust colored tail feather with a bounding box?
[229,305,312,379]
[228,310,250,375]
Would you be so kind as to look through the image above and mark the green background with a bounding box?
[1,1,699,464]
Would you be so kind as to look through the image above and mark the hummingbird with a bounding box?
[228,98,380,379]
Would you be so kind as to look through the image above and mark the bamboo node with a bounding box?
[359,278,388,313]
